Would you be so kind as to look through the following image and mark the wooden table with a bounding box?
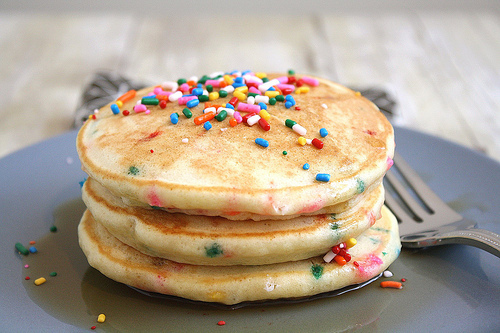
[1,7,499,162]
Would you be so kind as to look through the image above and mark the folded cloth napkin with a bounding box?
[73,72,395,127]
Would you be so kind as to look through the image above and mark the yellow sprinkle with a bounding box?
[115,100,123,108]
[346,238,357,248]
[235,85,249,94]
[298,137,307,146]
[223,75,234,85]
[97,314,106,323]
[233,90,246,101]
[207,291,226,301]
[259,109,271,121]
[355,91,361,96]
[255,72,267,79]
[34,277,46,286]
[265,91,279,98]
[295,87,310,94]
[208,92,219,101]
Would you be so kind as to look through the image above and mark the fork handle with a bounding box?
[402,228,500,258]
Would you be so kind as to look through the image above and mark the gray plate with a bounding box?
[1,126,499,332]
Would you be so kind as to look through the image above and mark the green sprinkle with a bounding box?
[248,92,259,98]
[177,78,187,85]
[141,97,159,105]
[285,119,297,128]
[269,97,276,105]
[15,242,29,255]
[282,151,287,155]
[219,90,228,98]
[49,272,57,277]
[198,95,209,102]
[330,214,337,221]
[311,264,324,280]
[205,243,223,258]
[382,252,387,256]
[357,179,365,193]
[206,84,213,93]
[330,222,339,230]
[262,77,269,83]
[215,110,228,122]
[198,75,209,84]
[182,108,192,118]
[151,206,162,210]
[288,69,295,75]
[50,225,58,232]
[128,166,139,176]
[276,95,285,102]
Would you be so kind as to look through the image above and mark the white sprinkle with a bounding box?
[222,85,235,93]
[247,114,261,126]
[292,124,307,136]
[181,138,189,143]
[306,138,312,145]
[383,270,393,278]
[321,103,328,109]
[220,128,228,132]
[168,91,183,102]
[247,96,255,105]
[323,250,335,263]
[93,108,99,114]
[66,157,74,165]
[264,280,278,292]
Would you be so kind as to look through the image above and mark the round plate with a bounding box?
[1,126,499,332]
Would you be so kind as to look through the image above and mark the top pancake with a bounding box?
[77,72,394,217]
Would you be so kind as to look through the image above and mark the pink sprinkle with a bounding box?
[153,87,164,95]
[234,111,243,123]
[178,95,198,105]
[134,104,147,113]
[179,83,190,92]
[205,79,221,88]
[277,83,295,92]
[24,264,29,269]
[248,86,261,95]
[276,76,289,84]
[302,76,319,87]
[156,91,172,98]
[237,103,260,113]
[387,156,394,170]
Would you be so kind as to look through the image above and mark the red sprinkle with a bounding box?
[91,326,96,330]
[122,110,130,116]
[295,106,301,110]
[159,100,167,109]
[331,245,340,254]
[25,276,30,280]
[150,149,154,153]
[353,261,360,267]
[229,97,239,107]
[258,118,271,131]
[217,320,226,326]
[401,278,406,282]
[29,241,36,245]
[312,138,324,149]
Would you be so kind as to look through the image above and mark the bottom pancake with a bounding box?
[78,206,400,305]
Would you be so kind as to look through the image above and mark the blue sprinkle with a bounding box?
[192,88,203,96]
[285,101,293,109]
[303,163,310,170]
[232,82,245,88]
[316,173,331,182]
[79,178,87,188]
[268,87,276,91]
[170,113,179,124]
[225,103,235,110]
[255,138,269,148]
[197,83,203,88]
[110,103,120,115]
[320,128,328,137]
[258,102,267,110]
[203,121,212,130]
[29,246,38,254]
[234,77,244,83]
[187,99,199,108]
[241,70,252,75]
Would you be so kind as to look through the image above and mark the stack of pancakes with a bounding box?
[76,71,400,305]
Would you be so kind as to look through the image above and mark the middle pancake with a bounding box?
[83,177,385,266]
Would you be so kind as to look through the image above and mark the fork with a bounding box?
[384,152,500,258]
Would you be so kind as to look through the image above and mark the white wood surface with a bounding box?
[0,9,499,163]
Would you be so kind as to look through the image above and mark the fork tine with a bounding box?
[390,152,462,222]
[385,170,430,221]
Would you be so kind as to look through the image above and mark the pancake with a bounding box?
[82,177,385,265]
[77,72,394,217]
[78,206,400,305]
